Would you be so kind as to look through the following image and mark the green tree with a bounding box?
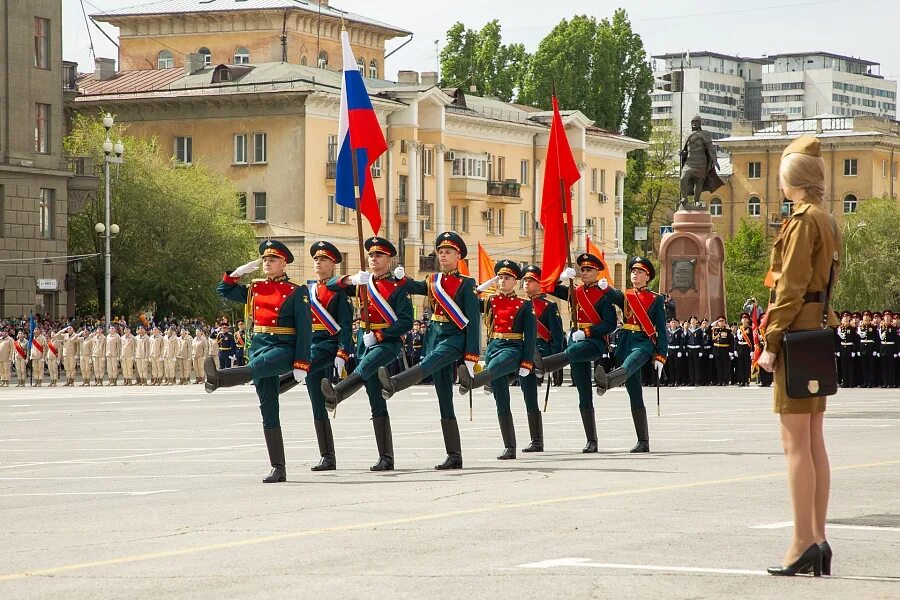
[833,198,900,311]
[724,219,770,319]
[65,113,257,320]
[625,125,680,258]
[440,20,530,102]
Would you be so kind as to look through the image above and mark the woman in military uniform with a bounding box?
[757,135,839,577]
[205,240,312,484]
[457,260,536,460]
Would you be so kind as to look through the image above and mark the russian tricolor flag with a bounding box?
[336,30,387,234]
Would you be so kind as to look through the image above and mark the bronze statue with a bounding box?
[679,115,724,210]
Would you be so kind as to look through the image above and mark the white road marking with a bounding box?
[0,489,177,497]
[752,521,900,532]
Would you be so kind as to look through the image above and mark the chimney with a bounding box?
[421,71,438,87]
[185,52,206,75]
[94,57,116,81]
[397,70,419,85]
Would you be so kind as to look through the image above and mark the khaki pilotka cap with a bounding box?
[782,135,821,158]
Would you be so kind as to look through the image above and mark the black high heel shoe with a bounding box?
[767,544,823,577]
[819,541,832,576]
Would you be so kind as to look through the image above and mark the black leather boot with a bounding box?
[435,418,463,470]
[534,351,570,378]
[370,416,394,471]
[593,365,629,397]
[522,412,544,452]
[457,363,493,395]
[580,408,598,453]
[262,427,286,483]
[204,357,253,393]
[630,405,650,453]
[379,364,425,400]
[311,419,336,471]
[321,372,364,412]
[497,413,516,459]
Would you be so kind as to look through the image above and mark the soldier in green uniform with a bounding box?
[378,232,481,470]
[205,239,312,483]
[533,252,618,453]
[457,260,535,459]
[305,241,353,471]
[321,237,413,472]
[593,257,669,453]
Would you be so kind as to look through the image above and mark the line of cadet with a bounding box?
[204,234,670,484]
[0,323,220,387]
[834,309,900,388]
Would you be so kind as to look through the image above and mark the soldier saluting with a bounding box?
[205,239,312,484]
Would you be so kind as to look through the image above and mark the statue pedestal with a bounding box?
[658,210,726,321]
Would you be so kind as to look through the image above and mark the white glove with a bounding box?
[654,360,665,378]
[363,332,377,348]
[229,258,262,278]
[393,266,405,279]
[571,330,586,343]
[334,355,346,374]
[350,271,371,286]
[293,368,306,383]
[709,354,713,359]
[598,277,609,290]
[518,367,531,377]
[851,352,856,357]
[477,275,500,292]
[465,360,476,378]
[677,352,682,358]
[559,267,576,282]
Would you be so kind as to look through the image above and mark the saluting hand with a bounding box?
[229,258,262,278]
[477,276,499,293]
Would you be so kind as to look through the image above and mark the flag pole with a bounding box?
[349,147,372,334]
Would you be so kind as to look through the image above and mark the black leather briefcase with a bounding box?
[782,328,838,399]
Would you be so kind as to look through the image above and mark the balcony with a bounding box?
[325,161,337,179]
[486,179,521,202]
[395,199,427,218]
[66,155,99,214]
[62,61,79,94]
[449,176,487,201]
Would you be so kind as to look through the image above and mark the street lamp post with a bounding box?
[98,114,124,327]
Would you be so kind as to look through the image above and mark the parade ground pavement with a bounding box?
[1,380,898,599]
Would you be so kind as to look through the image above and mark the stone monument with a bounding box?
[658,209,726,321]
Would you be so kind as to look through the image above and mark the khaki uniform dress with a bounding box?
[46,332,63,384]
[149,333,164,383]
[106,332,121,384]
[134,333,149,383]
[92,333,107,384]
[162,333,178,384]
[79,334,93,385]
[177,333,192,383]
[192,335,208,383]
[0,336,13,385]
[62,333,79,385]
[30,334,47,385]
[765,195,840,414]
[121,333,135,383]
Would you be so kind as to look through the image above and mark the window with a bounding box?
[357,57,365,75]
[252,192,267,221]
[748,161,761,179]
[318,51,328,70]
[34,103,50,154]
[883,160,888,178]
[520,159,528,185]
[237,192,247,219]
[600,169,606,194]
[424,203,433,231]
[598,217,605,241]
[234,47,250,64]
[844,158,858,176]
[175,136,192,164]
[486,208,494,235]
[253,132,267,163]
[400,140,408,154]
[34,17,50,69]
[451,154,486,179]
[423,147,434,176]
[198,47,211,66]
[39,188,54,239]
[497,156,505,181]
[781,200,794,217]
[327,135,338,162]
[369,60,377,79]
[591,168,597,192]
[0,184,5,238]
[327,194,336,223]
[451,205,458,230]
[497,208,504,235]
[709,197,722,217]
[157,50,174,69]
[461,206,469,232]
[300,55,308,66]
[843,194,858,214]
[234,134,247,164]
[399,175,408,202]
[371,156,382,178]
[519,210,529,237]
[748,196,761,217]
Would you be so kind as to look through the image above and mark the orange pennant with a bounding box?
[457,258,470,276]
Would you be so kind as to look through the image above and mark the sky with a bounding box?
[64,0,899,86]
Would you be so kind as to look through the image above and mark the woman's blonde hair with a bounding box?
[779,152,826,200]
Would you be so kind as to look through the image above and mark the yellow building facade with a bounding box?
[712,116,900,238]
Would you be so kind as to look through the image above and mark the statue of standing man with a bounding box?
[679,115,724,210]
